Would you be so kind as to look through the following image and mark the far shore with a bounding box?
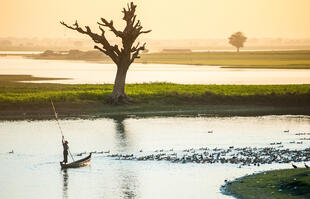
[24,49,310,69]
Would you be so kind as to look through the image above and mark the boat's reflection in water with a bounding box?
[61,166,137,199]
[62,169,69,199]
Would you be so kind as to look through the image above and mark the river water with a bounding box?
[1,116,310,199]
[1,56,310,84]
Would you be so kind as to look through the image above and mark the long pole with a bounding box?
[51,99,74,162]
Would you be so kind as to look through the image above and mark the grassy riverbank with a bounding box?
[1,75,310,119]
[139,50,310,69]
[1,75,310,105]
[29,50,310,69]
[225,168,310,199]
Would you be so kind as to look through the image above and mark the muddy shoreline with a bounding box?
[1,104,310,120]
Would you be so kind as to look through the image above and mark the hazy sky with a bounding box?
[1,0,310,39]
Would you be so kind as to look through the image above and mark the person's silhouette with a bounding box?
[62,136,69,164]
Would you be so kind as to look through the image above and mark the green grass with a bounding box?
[0,75,310,120]
[225,168,310,199]
[1,75,310,106]
[137,50,310,69]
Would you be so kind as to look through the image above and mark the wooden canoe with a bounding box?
[60,153,92,169]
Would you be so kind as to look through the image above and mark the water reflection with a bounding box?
[62,169,68,199]
[118,170,138,199]
[114,117,138,199]
[2,56,310,85]
[1,116,310,199]
[113,117,130,152]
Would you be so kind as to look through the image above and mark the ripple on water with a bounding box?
[0,115,310,199]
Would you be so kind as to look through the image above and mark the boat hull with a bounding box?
[60,153,91,169]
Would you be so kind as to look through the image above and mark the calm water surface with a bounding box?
[1,56,310,84]
[1,116,310,199]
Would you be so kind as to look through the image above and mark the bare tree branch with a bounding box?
[94,45,107,54]
[113,45,121,56]
[130,43,146,64]
[60,21,119,63]
[98,18,123,38]
[140,30,152,35]
[98,25,105,36]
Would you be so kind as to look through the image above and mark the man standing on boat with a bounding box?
[62,136,69,164]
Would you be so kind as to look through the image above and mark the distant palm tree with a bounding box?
[228,32,247,52]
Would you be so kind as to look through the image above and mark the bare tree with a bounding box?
[60,2,151,104]
[228,32,247,52]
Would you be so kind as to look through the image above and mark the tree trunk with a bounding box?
[107,65,131,104]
